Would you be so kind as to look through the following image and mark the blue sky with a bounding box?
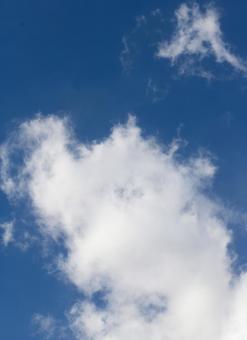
[1,1,247,339]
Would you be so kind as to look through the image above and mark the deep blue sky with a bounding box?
[1,0,247,339]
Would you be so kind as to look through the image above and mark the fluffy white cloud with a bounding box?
[157,3,247,74]
[1,115,247,340]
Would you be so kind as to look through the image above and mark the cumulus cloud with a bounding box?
[1,115,247,340]
[157,3,247,75]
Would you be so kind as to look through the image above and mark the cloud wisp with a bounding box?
[1,116,247,340]
[0,221,14,246]
[32,313,69,339]
[157,3,247,76]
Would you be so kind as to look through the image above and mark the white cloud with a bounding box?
[157,3,247,74]
[1,115,247,340]
[0,221,14,246]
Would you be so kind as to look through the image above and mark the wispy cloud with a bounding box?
[1,116,247,339]
[32,314,57,339]
[119,36,133,73]
[157,3,247,75]
[0,221,14,246]
[32,314,68,339]
[146,78,169,102]
[119,9,165,74]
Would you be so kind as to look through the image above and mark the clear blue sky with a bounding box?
[1,1,247,339]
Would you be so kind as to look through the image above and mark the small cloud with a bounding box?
[119,9,166,74]
[0,221,14,246]
[151,8,162,17]
[119,36,133,73]
[136,15,147,27]
[157,3,247,76]
[146,78,169,102]
[32,314,57,339]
